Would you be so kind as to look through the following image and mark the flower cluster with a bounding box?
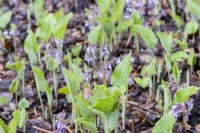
[100,45,109,59]
[84,44,97,64]
[56,112,67,133]
[124,0,134,19]
[97,62,112,80]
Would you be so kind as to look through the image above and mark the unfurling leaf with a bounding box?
[0,11,12,29]
[134,77,148,89]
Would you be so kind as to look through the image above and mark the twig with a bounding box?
[66,127,74,133]
[127,101,160,117]
[32,126,53,133]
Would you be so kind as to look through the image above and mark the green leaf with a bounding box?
[62,68,82,96]
[132,11,142,25]
[134,77,148,89]
[75,118,98,133]
[92,91,121,114]
[71,45,82,57]
[36,14,57,42]
[184,20,198,34]
[96,0,112,14]
[161,81,171,115]
[0,96,9,105]
[46,85,53,108]
[8,110,20,133]
[111,0,125,21]
[147,57,156,76]
[0,118,8,132]
[0,11,12,29]
[90,84,107,105]
[54,8,63,22]
[157,31,172,54]
[19,108,26,128]
[134,25,158,50]
[117,19,132,33]
[164,53,172,72]
[173,62,181,85]
[9,78,19,93]
[58,86,70,96]
[88,25,101,44]
[0,125,4,133]
[173,38,188,50]
[32,66,47,92]
[153,113,176,133]
[171,51,189,62]
[18,98,30,109]
[111,53,131,88]
[53,13,73,40]
[170,14,183,28]
[187,48,196,66]
[46,57,60,71]
[71,63,84,80]
[187,0,200,20]
[26,49,38,65]
[105,107,119,131]
[33,0,44,21]
[24,31,39,54]
[173,86,199,103]
[5,61,24,72]
[76,96,94,118]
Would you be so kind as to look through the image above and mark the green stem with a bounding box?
[53,70,58,100]
[37,89,44,117]
[22,78,25,98]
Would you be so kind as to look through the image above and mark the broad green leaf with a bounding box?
[0,125,4,133]
[71,45,81,57]
[106,107,119,131]
[8,109,20,133]
[90,84,107,105]
[46,57,60,71]
[173,86,199,103]
[161,81,171,115]
[134,25,158,50]
[170,14,183,28]
[18,98,30,109]
[32,66,46,92]
[9,78,19,93]
[58,86,70,96]
[157,31,172,54]
[24,31,39,54]
[5,61,24,72]
[173,62,181,85]
[147,58,156,76]
[71,63,83,80]
[0,118,7,132]
[62,68,82,96]
[0,11,12,29]
[173,38,188,50]
[75,118,98,133]
[96,0,112,14]
[164,53,172,72]
[98,17,115,32]
[187,48,196,66]
[26,49,38,65]
[132,11,142,25]
[171,51,188,62]
[54,8,63,22]
[46,85,53,108]
[187,0,200,20]
[111,53,131,88]
[134,77,148,89]
[184,20,198,34]
[152,113,176,133]
[19,108,26,128]
[111,0,125,21]
[141,66,148,77]
[53,13,73,40]
[92,91,121,114]
[76,96,94,118]
[117,19,132,33]
[88,25,101,44]
[36,14,57,42]
[33,0,44,21]
[0,96,8,105]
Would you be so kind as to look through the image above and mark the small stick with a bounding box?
[128,101,160,117]
[131,113,135,133]
[32,126,53,133]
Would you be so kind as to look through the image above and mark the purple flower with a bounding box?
[97,62,112,80]
[170,103,184,119]
[100,46,109,59]
[84,45,97,64]
[146,111,156,121]
[83,72,92,82]
[56,113,67,133]
[186,98,194,110]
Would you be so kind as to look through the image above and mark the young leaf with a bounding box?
[187,48,196,66]
[75,118,98,133]
[90,84,107,105]
[132,11,142,25]
[9,78,19,93]
[92,91,121,114]
[134,77,148,89]
[173,38,188,50]
[54,8,63,22]
[46,57,60,71]
[0,11,12,29]
[173,62,181,85]
[170,14,183,28]
[106,107,119,131]
[161,81,171,115]
[147,57,156,76]
[32,66,47,92]
[46,85,53,108]
[8,110,20,133]
[88,25,101,44]
[24,31,39,54]
[111,53,131,88]
[184,20,198,35]
[33,0,44,21]
[0,118,8,132]
[62,68,82,96]
[117,19,132,33]
[111,0,125,21]
[173,86,199,103]
[58,86,70,96]
[152,113,176,133]
[53,13,73,40]
[156,31,172,54]
[0,96,9,105]
[18,98,30,109]
[18,108,26,128]
[171,51,188,62]
[187,0,200,20]
[164,53,172,72]
[95,0,112,14]
[134,25,158,50]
